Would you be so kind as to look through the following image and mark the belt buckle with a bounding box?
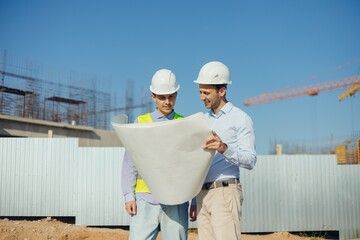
[222,180,229,187]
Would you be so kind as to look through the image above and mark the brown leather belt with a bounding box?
[202,178,239,190]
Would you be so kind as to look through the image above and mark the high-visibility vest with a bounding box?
[135,112,184,193]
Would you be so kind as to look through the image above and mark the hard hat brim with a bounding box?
[193,80,232,85]
[149,85,180,95]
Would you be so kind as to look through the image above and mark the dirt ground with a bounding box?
[0,217,323,240]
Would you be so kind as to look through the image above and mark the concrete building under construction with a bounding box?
[0,50,152,146]
[0,51,114,129]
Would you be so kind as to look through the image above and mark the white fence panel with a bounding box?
[1,138,360,239]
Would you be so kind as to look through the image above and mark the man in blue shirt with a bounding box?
[121,69,189,240]
[189,61,257,240]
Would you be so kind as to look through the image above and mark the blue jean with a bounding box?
[129,198,189,240]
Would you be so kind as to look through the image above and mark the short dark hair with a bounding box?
[214,84,227,90]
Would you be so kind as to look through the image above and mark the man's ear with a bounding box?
[219,86,227,97]
[151,94,156,102]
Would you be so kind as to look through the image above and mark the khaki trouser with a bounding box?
[196,183,243,240]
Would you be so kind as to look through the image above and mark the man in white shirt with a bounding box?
[190,61,257,240]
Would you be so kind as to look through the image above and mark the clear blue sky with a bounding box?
[1,0,359,154]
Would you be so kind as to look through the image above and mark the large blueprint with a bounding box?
[111,112,215,205]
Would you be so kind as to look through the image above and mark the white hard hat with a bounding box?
[194,61,232,85]
[150,69,180,95]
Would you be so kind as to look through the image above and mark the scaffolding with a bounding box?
[0,50,150,129]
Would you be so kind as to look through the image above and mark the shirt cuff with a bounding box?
[223,144,235,160]
[124,193,135,203]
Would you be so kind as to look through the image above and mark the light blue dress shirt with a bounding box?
[204,101,257,183]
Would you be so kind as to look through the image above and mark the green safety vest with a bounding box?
[135,112,184,193]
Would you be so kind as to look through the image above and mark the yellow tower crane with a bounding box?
[338,82,360,101]
[243,75,360,164]
[243,76,360,106]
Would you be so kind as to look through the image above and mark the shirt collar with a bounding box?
[208,102,233,118]
[153,109,175,120]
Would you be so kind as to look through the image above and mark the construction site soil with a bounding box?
[0,217,327,240]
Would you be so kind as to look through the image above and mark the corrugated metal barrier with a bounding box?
[1,138,359,239]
